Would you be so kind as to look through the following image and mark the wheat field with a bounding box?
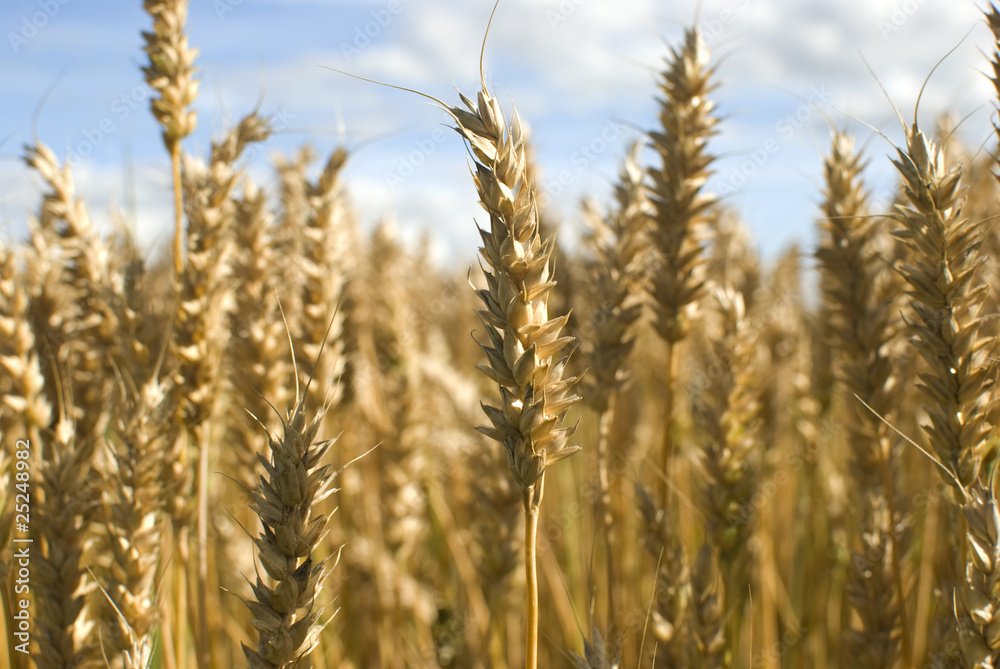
[2,1,1000,668]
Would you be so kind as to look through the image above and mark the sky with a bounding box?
[0,0,997,268]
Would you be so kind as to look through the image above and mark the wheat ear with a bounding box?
[229,177,288,483]
[241,378,341,668]
[889,121,997,666]
[35,411,100,669]
[581,141,650,628]
[0,241,52,444]
[142,0,199,278]
[690,285,761,639]
[294,147,352,416]
[437,67,581,669]
[815,131,909,665]
[647,26,719,509]
[23,142,122,448]
[637,26,719,665]
[165,111,271,668]
[890,124,991,490]
[100,377,170,669]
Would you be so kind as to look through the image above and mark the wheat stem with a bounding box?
[595,399,616,627]
[659,344,676,512]
[523,483,542,669]
[171,142,184,277]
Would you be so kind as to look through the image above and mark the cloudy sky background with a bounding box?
[0,0,996,268]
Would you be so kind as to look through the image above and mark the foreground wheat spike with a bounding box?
[242,387,340,669]
[440,66,581,669]
[888,122,997,666]
[890,124,992,491]
[815,131,908,666]
[142,0,199,277]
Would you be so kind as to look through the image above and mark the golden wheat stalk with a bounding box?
[581,141,650,628]
[241,383,341,668]
[294,147,352,417]
[411,47,584,669]
[142,0,199,278]
[164,111,271,668]
[647,26,719,508]
[0,241,51,444]
[815,131,909,665]
[889,121,996,666]
[100,377,171,669]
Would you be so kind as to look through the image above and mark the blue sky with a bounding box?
[0,0,996,267]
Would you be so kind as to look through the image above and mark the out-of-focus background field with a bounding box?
[2,1,1000,668]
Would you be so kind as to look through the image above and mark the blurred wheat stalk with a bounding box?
[0,3,999,669]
